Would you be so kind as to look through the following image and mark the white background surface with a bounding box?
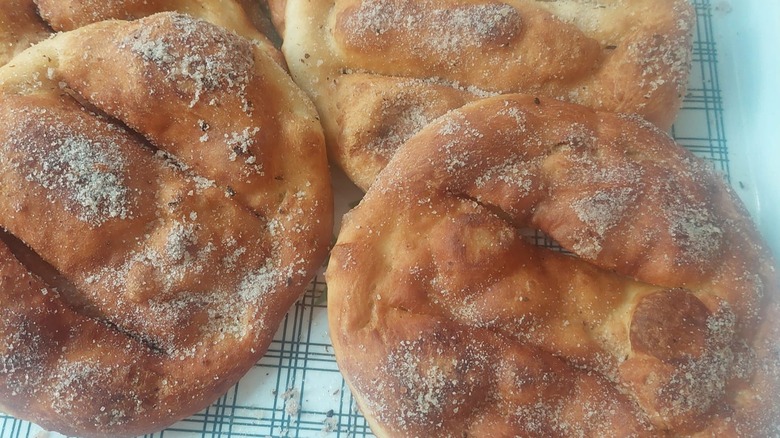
[716,0,780,256]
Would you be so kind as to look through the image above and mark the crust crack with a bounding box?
[0,227,166,356]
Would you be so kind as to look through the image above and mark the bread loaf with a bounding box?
[271,0,695,190]
[327,94,780,437]
[0,13,331,437]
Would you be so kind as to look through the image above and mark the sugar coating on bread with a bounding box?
[35,0,278,40]
[273,0,694,190]
[327,95,779,437]
[0,13,331,437]
[0,0,284,68]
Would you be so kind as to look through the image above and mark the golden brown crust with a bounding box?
[36,0,286,65]
[0,0,51,67]
[0,13,331,437]
[277,0,695,190]
[327,95,780,437]
[333,74,478,186]
[0,0,284,67]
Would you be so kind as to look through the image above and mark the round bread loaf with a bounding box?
[0,13,331,437]
[271,0,695,190]
[0,0,283,67]
[327,95,780,436]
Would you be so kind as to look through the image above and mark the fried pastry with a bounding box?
[270,0,695,190]
[0,13,331,437]
[327,95,779,437]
